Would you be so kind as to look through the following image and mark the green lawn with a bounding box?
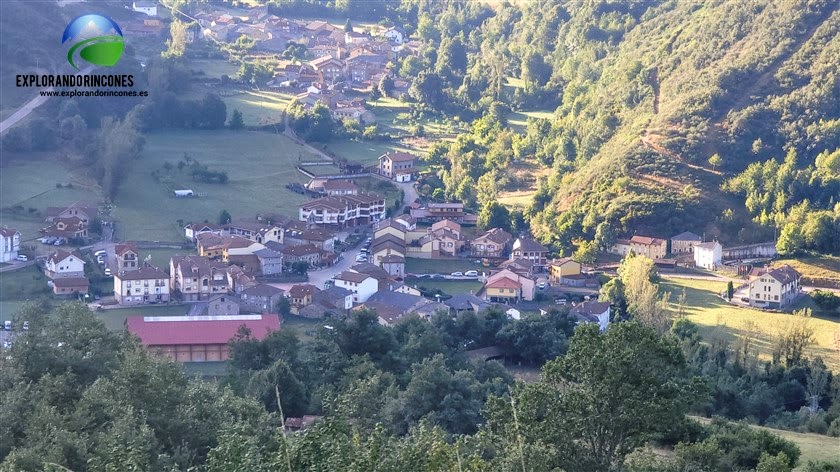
[0,155,101,241]
[662,278,840,372]
[689,416,840,470]
[405,258,487,274]
[322,139,417,166]
[774,255,840,284]
[111,130,319,241]
[506,109,555,132]
[282,314,324,341]
[0,266,52,324]
[405,277,484,297]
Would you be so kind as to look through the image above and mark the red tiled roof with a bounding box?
[126,314,279,346]
[486,277,521,290]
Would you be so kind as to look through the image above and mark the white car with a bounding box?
[464,270,478,277]
[15,255,28,262]
[538,282,547,289]
[451,272,464,277]
[104,267,112,276]
[94,250,107,257]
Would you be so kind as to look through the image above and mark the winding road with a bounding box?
[0,66,94,135]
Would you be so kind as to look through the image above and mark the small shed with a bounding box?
[174,189,194,197]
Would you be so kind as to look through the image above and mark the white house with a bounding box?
[333,271,378,303]
[132,0,158,17]
[693,241,722,270]
[114,266,170,305]
[748,265,801,310]
[569,301,611,332]
[0,228,20,262]
[382,27,404,44]
[45,250,85,278]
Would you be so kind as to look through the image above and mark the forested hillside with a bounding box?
[324,0,840,251]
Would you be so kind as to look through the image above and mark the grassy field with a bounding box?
[0,155,101,241]
[322,139,417,166]
[0,266,52,324]
[662,278,840,371]
[688,416,839,470]
[405,258,487,275]
[774,255,840,284]
[111,130,319,241]
[405,277,484,296]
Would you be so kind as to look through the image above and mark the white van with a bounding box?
[464,270,478,277]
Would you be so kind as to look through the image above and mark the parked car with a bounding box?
[94,250,107,257]
[464,270,478,277]
[22,321,29,331]
[451,272,464,277]
[555,298,567,305]
[15,255,28,262]
[431,274,444,279]
[741,297,750,303]
[104,267,112,276]
[4,321,11,331]
[538,282,547,289]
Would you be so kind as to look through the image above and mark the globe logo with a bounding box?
[62,14,124,70]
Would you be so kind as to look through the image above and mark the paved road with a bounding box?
[0,66,94,135]
[0,260,35,273]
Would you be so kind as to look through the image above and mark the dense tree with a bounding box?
[218,209,232,224]
[477,201,511,232]
[228,109,245,130]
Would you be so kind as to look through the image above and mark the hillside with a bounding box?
[513,0,840,245]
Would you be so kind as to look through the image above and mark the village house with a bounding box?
[671,231,702,254]
[226,221,285,244]
[285,228,336,251]
[126,314,279,362]
[344,30,370,45]
[333,271,378,303]
[299,286,354,318]
[548,257,582,284]
[569,301,611,332]
[610,238,632,256]
[309,56,345,83]
[748,265,801,309]
[0,228,20,262]
[444,294,493,316]
[370,234,406,265]
[169,255,230,301]
[41,216,88,240]
[240,284,285,313]
[498,258,535,277]
[322,179,359,196]
[410,202,478,225]
[471,228,512,259]
[511,237,549,270]
[192,294,240,317]
[332,106,376,124]
[184,223,225,242]
[482,269,536,303]
[406,220,466,259]
[629,235,668,259]
[289,284,320,312]
[114,266,170,305]
[694,241,722,270]
[115,243,139,272]
[380,254,405,278]
[299,193,386,228]
[45,202,97,225]
[382,26,405,44]
[361,291,447,326]
[45,250,85,279]
[132,0,158,16]
[254,248,284,276]
[282,244,324,267]
[377,152,415,182]
[52,277,90,297]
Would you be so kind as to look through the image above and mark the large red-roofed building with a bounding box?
[126,314,279,362]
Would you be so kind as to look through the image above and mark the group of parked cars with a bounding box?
[355,237,373,263]
[94,249,111,276]
[40,237,66,246]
